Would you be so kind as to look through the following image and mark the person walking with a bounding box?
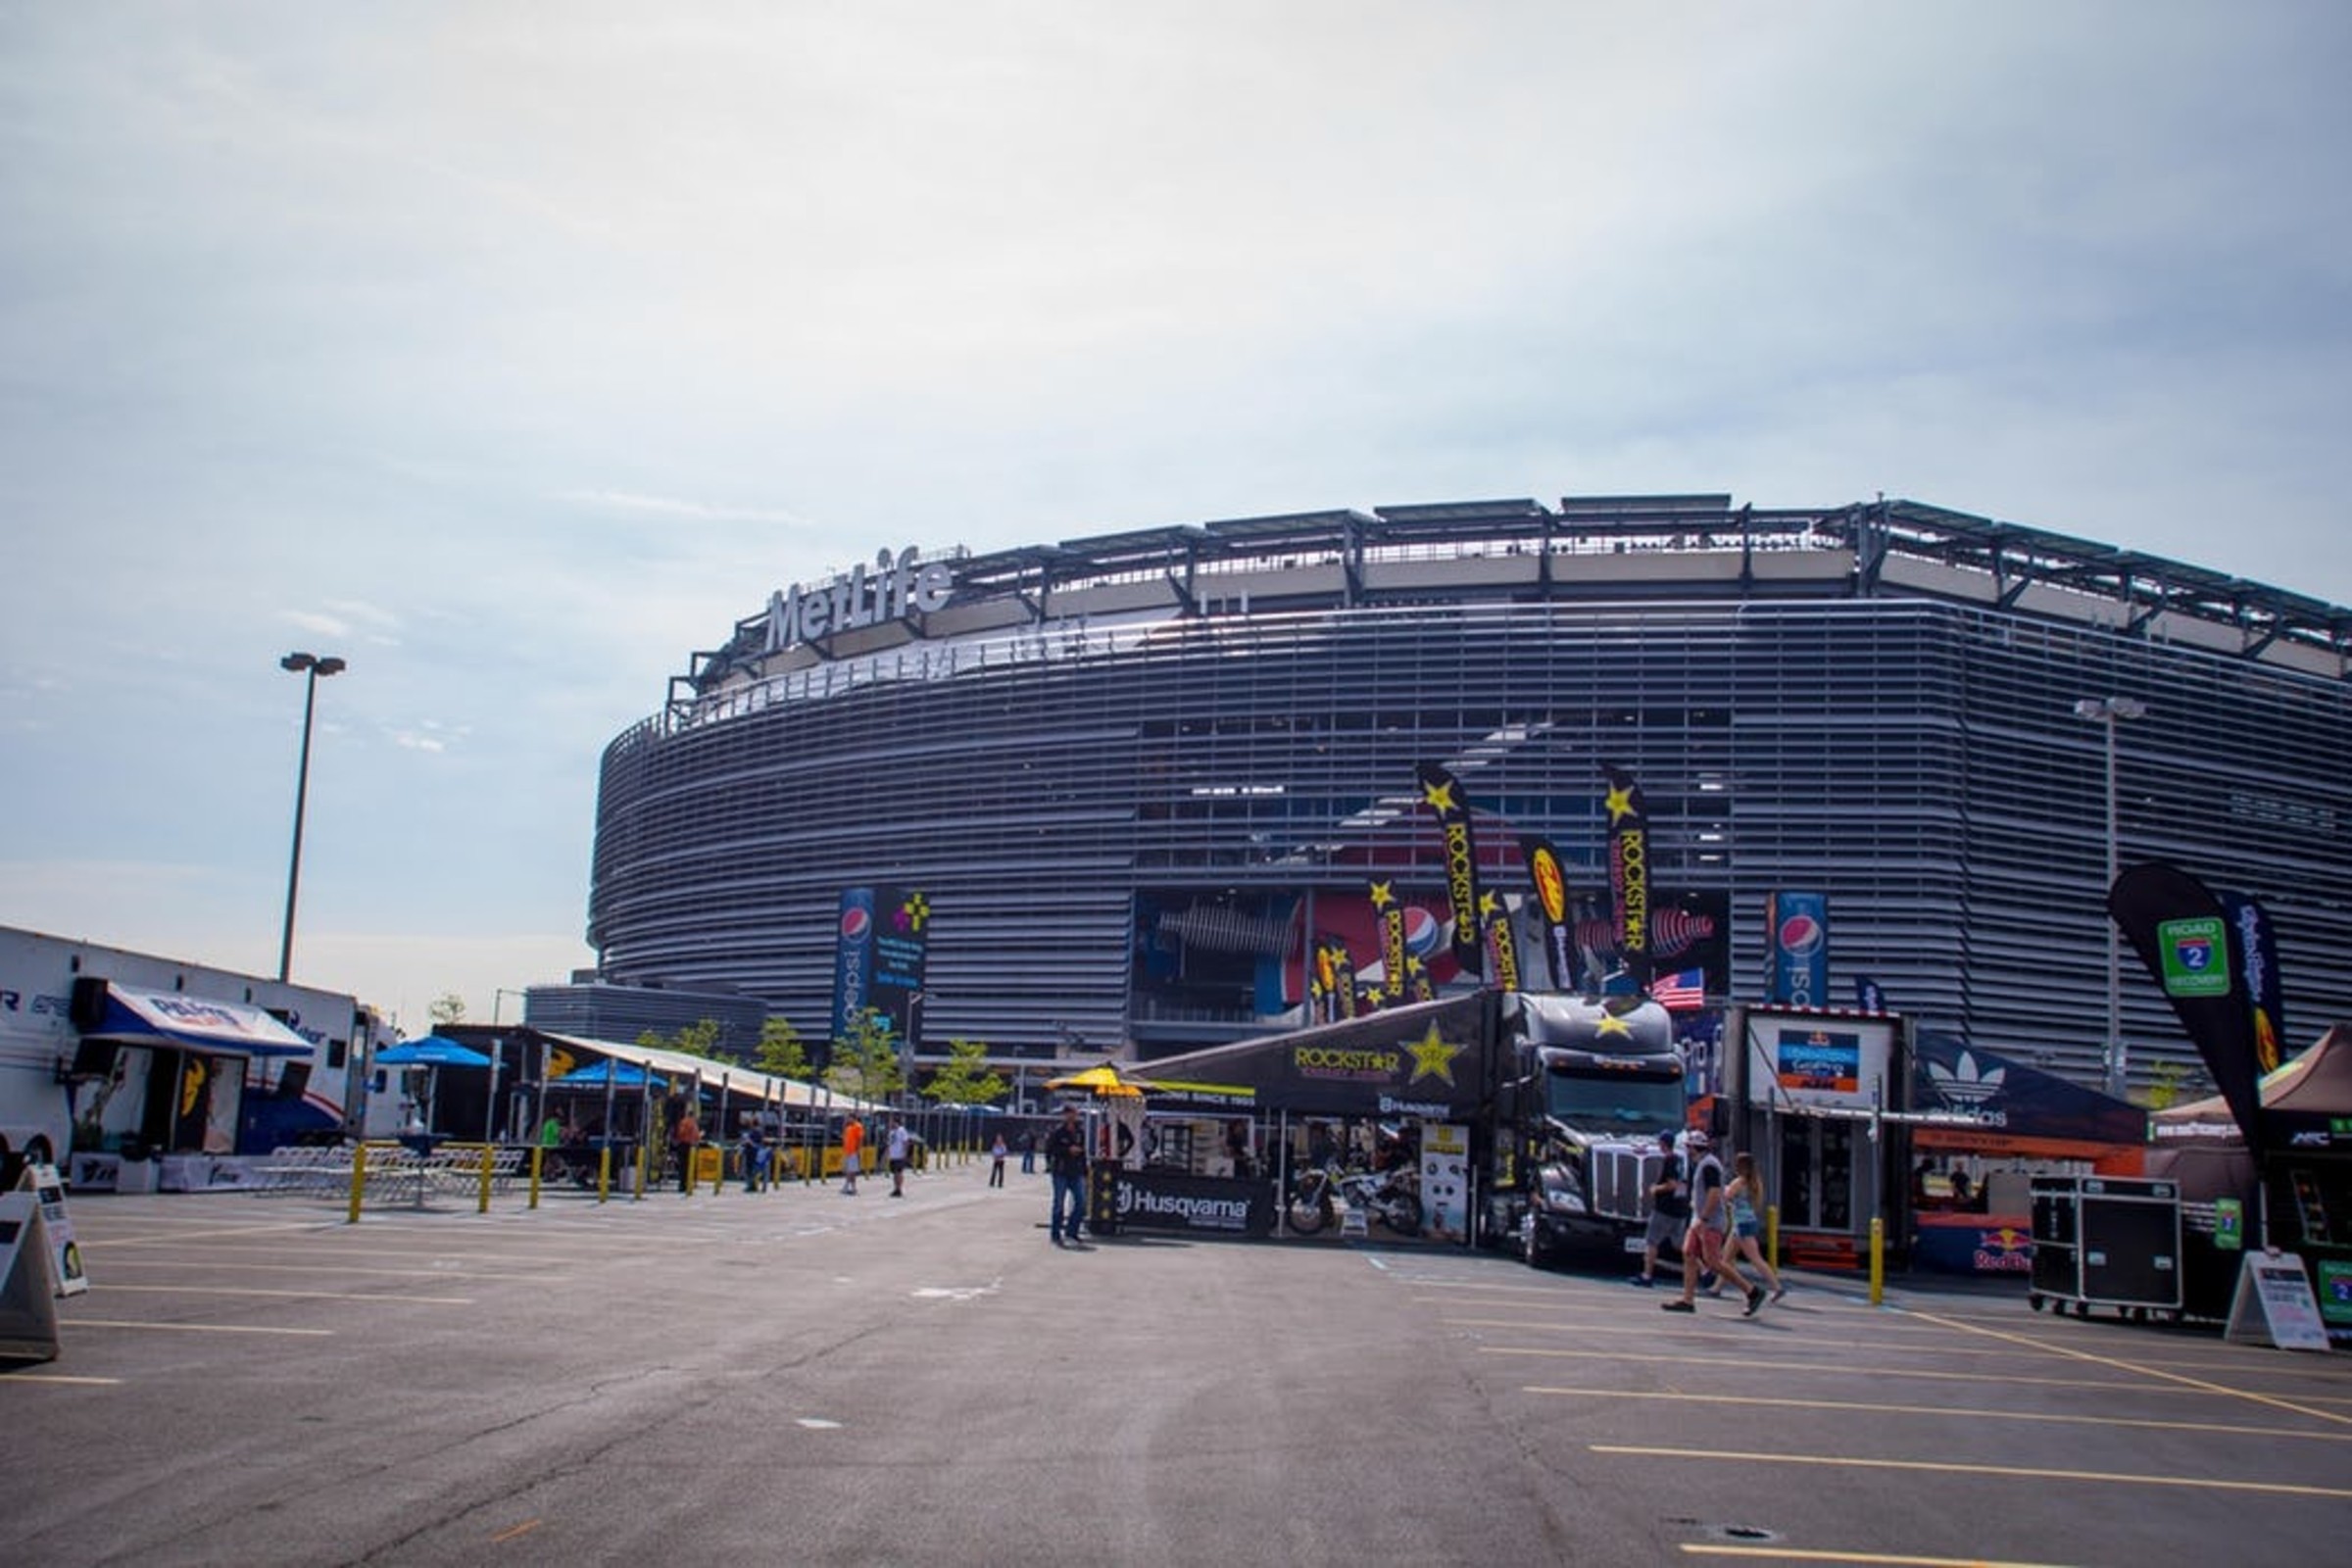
[1662,1132,1762,1315]
[1019,1129,1037,1175]
[1044,1104,1089,1247]
[886,1118,912,1198]
[671,1105,701,1196]
[1724,1151,1787,1303]
[739,1119,767,1194]
[989,1132,1008,1188]
[840,1116,864,1196]
[1630,1128,1688,1287]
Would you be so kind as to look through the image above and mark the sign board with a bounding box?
[25,1162,87,1297]
[2224,1250,2332,1352]
[0,1192,62,1361]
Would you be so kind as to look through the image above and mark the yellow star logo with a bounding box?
[1421,777,1457,813]
[1405,1024,1463,1086]
[1477,890,1502,919]
[1604,781,1639,823]
[901,892,930,932]
[1594,1011,1633,1039]
[1369,880,1396,909]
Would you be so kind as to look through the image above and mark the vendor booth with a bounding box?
[1906,1033,2147,1276]
[2147,1024,2352,1340]
[1093,995,1495,1245]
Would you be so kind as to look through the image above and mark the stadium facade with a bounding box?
[588,494,2352,1092]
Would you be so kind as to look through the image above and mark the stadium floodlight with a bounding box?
[2074,695,2146,1099]
[278,652,347,982]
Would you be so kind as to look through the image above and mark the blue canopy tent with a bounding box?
[555,1059,664,1089]
[377,1036,495,1069]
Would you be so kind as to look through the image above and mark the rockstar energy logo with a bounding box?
[1295,1047,1399,1081]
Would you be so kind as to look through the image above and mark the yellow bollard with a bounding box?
[633,1140,648,1200]
[528,1146,543,1210]
[1869,1215,1885,1305]
[347,1142,368,1224]
[1765,1203,1781,1272]
[477,1143,494,1213]
[597,1144,612,1204]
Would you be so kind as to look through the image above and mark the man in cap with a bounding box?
[1661,1130,1763,1316]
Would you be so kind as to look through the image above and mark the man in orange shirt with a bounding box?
[840,1116,865,1196]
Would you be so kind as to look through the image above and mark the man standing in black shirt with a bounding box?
[1044,1104,1089,1247]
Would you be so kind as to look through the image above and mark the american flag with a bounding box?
[1649,968,1707,1011]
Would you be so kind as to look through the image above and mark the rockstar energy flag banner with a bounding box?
[2108,861,2266,1154]
[1519,834,1575,992]
[1479,890,1521,992]
[1323,937,1360,1020]
[1416,760,1486,980]
[1370,881,1408,1003]
[1602,766,1652,990]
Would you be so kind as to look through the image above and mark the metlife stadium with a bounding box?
[588,493,2352,1089]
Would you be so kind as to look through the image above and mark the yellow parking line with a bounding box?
[1900,1307,2352,1428]
[1592,1444,2352,1499]
[1482,1343,2269,1396]
[1682,1548,2071,1566]
[65,1319,333,1336]
[81,1222,347,1248]
[93,1260,564,1282]
[86,1285,473,1304]
[1527,1384,2352,1442]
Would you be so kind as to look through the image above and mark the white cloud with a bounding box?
[5,2,2350,1012]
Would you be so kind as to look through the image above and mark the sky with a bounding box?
[4,3,2349,1033]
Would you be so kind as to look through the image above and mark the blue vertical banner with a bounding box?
[1765,891,1830,1006]
[869,887,932,1048]
[829,886,878,1047]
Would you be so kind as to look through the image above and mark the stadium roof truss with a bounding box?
[671,493,2352,719]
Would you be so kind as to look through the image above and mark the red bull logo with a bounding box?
[1971,1226,2034,1273]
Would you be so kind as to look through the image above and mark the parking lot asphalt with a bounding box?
[8,1157,2351,1567]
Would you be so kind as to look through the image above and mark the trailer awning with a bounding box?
[86,985,313,1058]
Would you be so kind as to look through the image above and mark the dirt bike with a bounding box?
[1286,1163,1423,1237]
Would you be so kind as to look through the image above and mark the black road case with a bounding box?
[2029,1175,2183,1321]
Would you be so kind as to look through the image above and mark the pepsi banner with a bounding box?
[2109,862,2266,1154]
[1519,835,1576,993]
[1601,767,1651,989]
[828,886,879,1049]
[1417,760,1486,979]
[1765,891,1830,1006]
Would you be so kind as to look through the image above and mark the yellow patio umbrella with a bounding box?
[1043,1063,1157,1097]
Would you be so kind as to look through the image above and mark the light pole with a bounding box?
[277,652,346,982]
[2073,695,2146,1100]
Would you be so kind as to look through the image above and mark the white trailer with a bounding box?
[0,926,400,1188]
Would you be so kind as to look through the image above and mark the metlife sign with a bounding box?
[765,547,955,655]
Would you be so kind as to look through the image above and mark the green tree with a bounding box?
[825,1008,905,1103]
[922,1038,1006,1106]
[636,1018,726,1061]
[428,992,466,1027]
[754,1017,813,1081]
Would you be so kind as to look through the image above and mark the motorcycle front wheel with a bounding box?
[1383,1194,1423,1237]
[1287,1190,1332,1235]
